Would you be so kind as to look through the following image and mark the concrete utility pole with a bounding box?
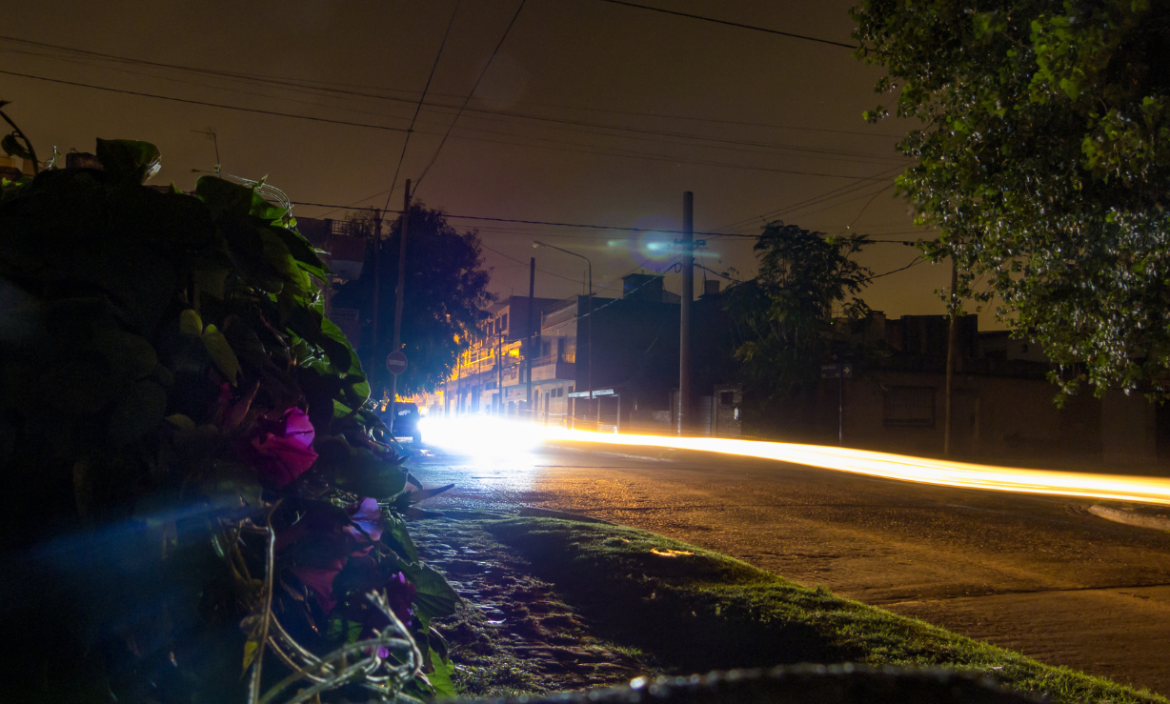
[388,180,410,432]
[678,191,694,435]
[526,257,535,420]
[944,257,958,456]
[370,209,383,386]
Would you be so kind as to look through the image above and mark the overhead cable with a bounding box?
[593,0,858,49]
[415,0,528,190]
[0,68,409,133]
[288,200,923,243]
[382,0,463,215]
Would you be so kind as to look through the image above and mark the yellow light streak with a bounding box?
[541,428,1170,506]
[419,418,1170,506]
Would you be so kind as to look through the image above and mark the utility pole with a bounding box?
[388,179,411,433]
[526,257,535,420]
[944,257,958,456]
[678,191,694,435]
[838,370,845,446]
[496,332,503,416]
[369,210,383,389]
[586,264,592,422]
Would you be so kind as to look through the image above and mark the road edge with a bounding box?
[1089,505,1170,532]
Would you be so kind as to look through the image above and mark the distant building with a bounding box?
[296,217,371,345]
[410,296,561,417]
[808,313,1159,466]
[412,273,686,430]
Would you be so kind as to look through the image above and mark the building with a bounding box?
[807,314,1160,466]
[550,273,681,430]
[411,296,561,416]
[296,217,369,345]
[411,273,686,430]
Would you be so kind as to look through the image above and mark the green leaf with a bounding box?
[193,264,230,299]
[204,461,263,510]
[1,133,32,160]
[329,447,408,499]
[259,228,298,280]
[165,414,196,431]
[399,561,459,620]
[425,649,457,698]
[95,138,162,184]
[202,324,241,382]
[270,224,329,276]
[195,176,253,218]
[249,190,289,223]
[179,309,203,336]
[381,514,420,563]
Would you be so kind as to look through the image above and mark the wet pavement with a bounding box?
[403,439,1170,696]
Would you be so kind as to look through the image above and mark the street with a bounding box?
[410,438,1170,696]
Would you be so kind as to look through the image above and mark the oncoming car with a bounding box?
[378,401,423,444]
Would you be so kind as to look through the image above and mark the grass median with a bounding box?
[485,516,1166,704]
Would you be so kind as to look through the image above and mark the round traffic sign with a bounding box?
[385,351,408,375]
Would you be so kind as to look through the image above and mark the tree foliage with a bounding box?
[853,0,1170,397]
[332,206,493,397]
[0,111,455,703]
[724,222,872,422]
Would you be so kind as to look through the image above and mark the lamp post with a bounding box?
[533,241,593,423]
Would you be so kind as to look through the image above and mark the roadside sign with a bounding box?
[820,363,853,379]
[386,351,408,375]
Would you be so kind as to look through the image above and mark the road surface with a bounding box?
[408,439,1170,695]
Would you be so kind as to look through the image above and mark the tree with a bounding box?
[724,222,872,430]
[332,204,493,397]
[853,0,1170,399]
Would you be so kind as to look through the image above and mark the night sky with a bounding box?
[1,0,977,324]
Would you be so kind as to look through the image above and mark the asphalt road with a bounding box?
[408,439,1170,696]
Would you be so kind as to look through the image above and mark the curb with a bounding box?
[518,506,616,525]
[1089,505,1170,532]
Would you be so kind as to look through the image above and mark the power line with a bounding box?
[382,0,463,214]
[4,65,888,191]
[869,256,927,280]
[478,242,584,285]
[593,0,858,50]
[0,68,410,134]
[715,164,908,233]
[415,0,528,190]
[0,38,904,180]
[289,200,923,243]
[0,34,896,139]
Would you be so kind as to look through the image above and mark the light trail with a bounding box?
[541,428,1170,506]
[418,417,1170,506]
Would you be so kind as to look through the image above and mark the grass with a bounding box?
[486,517,1168,704]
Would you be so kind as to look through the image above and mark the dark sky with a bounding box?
[1,0,979,324]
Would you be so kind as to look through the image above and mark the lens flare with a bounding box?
[540,428,1170,506]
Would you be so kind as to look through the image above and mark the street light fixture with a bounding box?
[533,241,593,422]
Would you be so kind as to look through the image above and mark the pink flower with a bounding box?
[344,498,383,554]
[247,407,317,486]
[291,558,346,614]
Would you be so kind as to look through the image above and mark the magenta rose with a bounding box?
[247,407,318,486]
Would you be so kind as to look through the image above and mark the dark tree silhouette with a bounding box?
[332,203,494,397]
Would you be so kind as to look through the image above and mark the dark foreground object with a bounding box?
[473,666,1041,704]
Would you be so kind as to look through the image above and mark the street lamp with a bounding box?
[533,241,593,422]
